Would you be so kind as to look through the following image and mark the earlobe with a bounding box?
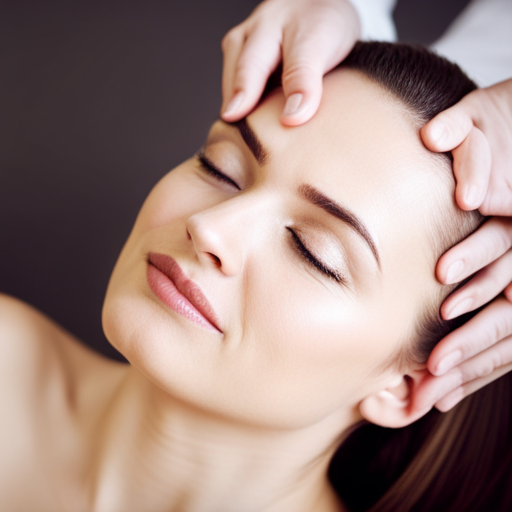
[359,370,432,428]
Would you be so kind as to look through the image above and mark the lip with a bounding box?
[147,252,222,333]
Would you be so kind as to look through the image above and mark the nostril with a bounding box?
[207,252,221,268]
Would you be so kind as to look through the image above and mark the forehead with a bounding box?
[248,70,449,264]
[242,70,452,316]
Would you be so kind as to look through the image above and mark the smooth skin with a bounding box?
[221,0,512,413]
[1,69,467,512]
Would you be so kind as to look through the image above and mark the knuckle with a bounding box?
[494,224,512,252]
[474,233,509,269]
[281,61,316,88]
[443,110,468,139]
[470,283,486,304]
[451,368,465,388]
[490,314,512,344]
[479,271,506,297]
[221,28,243,52]
[481,194,512,219]
[475,329,497,354]
[474,355,500,379]
[235,53,273,79]
[457,340,472,362]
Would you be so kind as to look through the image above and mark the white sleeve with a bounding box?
[348,0,398,42]
[431,0,512,87]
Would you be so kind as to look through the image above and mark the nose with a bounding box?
[185,194,267,277]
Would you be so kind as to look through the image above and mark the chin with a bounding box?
[102,257,222,395]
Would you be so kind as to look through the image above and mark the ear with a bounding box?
[359,369,433,428]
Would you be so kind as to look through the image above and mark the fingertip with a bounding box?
[280,92,320,126]
[426,357,439,376]
[434,401,451,413]
[456,183,485,211]
[437,256,464,285]
[439,302,453,322]
[421,119,446,151]
[435,257,448,284]
[422,106,473,152]
[221,91,245,120]
[220,109,243,122]
[280,110,313,126]
[427,350,446,376]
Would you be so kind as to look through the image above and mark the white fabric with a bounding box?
[348,0,397,41]
[349,0,512,87]
[431,0,512,87]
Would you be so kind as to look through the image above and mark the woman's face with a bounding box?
[103,69,455,429]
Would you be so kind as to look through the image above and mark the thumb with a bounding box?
[279,24,355,126]
[280,47,325,126]
[421,100,474,152]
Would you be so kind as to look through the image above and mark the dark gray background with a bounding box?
[1,0,470,361]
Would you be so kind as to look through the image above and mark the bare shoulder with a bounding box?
[0,293,61,381]
[0,293,98,374]
[0,295,127,505]
[0,293,126,403]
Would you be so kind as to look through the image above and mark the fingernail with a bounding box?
[283,93,304,116]
[445,259,464,284]
[430,122,446,144]
[445,297,474,320]
[463,184,481,209]
[436,349,462,375]
[223,92,244,117]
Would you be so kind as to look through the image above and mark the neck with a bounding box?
[84,366,352,512]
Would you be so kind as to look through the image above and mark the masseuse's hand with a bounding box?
[419,78,512,412]
[220,0,360,126]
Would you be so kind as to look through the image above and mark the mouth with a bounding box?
[147,252,223,334]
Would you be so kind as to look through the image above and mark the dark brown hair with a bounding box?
[327,42,512,511]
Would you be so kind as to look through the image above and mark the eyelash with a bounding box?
[197,152,343,284]
[286,228,344,284]
[197,151,241,190]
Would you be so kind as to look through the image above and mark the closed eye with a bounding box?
[286,228,344,284]
[197,151,241,190]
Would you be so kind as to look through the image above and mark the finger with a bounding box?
[475,79,512,216]
[479,142,512,216]
[437,217,512,284]
[416,334,512,412]
[451,126,492,210]
[221,27,282,121]
[279,25,355,126]
[421,99,473,152]
[220,27,246,116]
[435,361,512,412]
[506,282,512,303]
[441,249,512,320]
[428,296,512,375]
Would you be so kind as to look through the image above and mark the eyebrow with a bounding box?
[227,118,380,268]
[299,184,381,267]
[233,119,268,165]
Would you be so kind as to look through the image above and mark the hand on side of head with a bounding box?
[420,78,512,411]
[220,0,360,126]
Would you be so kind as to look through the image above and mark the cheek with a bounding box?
[134,162,226,234]
[226,262,407,427]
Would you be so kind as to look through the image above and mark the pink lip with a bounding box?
[147,252,222,333]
